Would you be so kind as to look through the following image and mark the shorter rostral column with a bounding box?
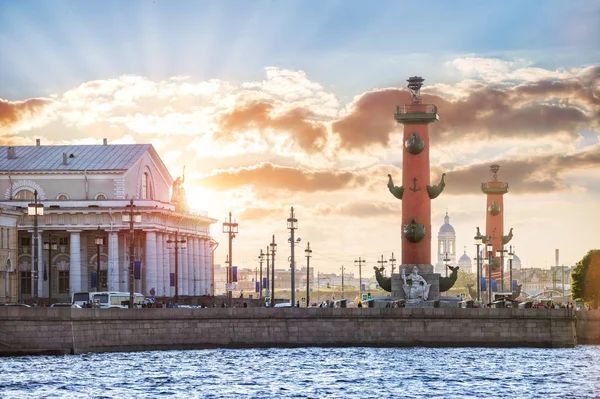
[481,164,513,289]
[388,77,446,279]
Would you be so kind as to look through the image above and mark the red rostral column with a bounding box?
[389,77,442,267]
[482,164,511,283]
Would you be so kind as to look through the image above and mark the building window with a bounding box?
[58,271,69,293]
[14,190,36,200]
[439,241,444,254]
[20,271,32,295]
[6,229,9,249]
[450,241,454,254]
[0,228,3,249]
[95,193,107,200]
[20,237,31,246]
[58,237,69,246]
[56,193,69,200]
[141,173,148,200]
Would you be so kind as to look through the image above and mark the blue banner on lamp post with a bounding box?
[232,266,238,282]
[480,277,487,292]
[134,261,141,280]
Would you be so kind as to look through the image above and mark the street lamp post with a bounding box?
[474,227,483,302]
[222,212,238,308]
[94,226,104,290]
[265,246,270,300]
[355,257,365,295]
[443,252,451,278]
[270,235,277,305]
[305,242,312,307]
[508,245,514,293]
[496,247,507,292]
[340,264,345,299]
[27,190,43,304]
[486,238,493,305]
[258,249,264,298]
[287,207,298,305]
[122,199,141,308]
[43,233,57,306]
[167,232,186,304]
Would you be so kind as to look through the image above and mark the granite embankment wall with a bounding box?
[576,309,600,344]
[0,307,578,356]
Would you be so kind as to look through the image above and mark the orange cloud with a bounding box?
[0,98,54,132]
[194,162,367,192]
[439,145,600,195]
[216,101,327,153]
[332,67,599,150]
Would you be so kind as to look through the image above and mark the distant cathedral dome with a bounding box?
[511,253,522,270]
[439,212,455,233]
[458,251,471,268]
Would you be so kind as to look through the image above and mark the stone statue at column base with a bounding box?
[402,266,432,303]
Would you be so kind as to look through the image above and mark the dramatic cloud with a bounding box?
[332,64,599,150]
[194,162,368,192]
[216,100,328,153]
[440,145,600,195]
[0,97,55,133]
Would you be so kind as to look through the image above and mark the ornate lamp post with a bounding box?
[122,199,141,308]
[486,238,493,305]
[270,235,277,306]
[443,252,451,278]
[222,212,238,308]
[27,190,44,304]
[166,232,186,304]
[42,234,57,305]
[287,207,298,305]
[508,245,514,293]
[496,246,507,292]
[258,249,264,298]
[305,242,312,307]
[94,226,104,290]
[474,227,484,303]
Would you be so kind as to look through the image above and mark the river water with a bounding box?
[1,346,599,399]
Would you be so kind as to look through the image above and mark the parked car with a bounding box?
[273,303,293,308]
[51,303,81,308]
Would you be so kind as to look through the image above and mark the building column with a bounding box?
[108,232,119,291]
[144,231,157,298]
[163,233,170,298]
[188,237,195,296]
[199,238,206,296]
[69,231,81,293]
[169,234,175,297]
[195,238,201,296]
[156,232,164,297]
[119,233,128,292]
[181,237,188,296]
[204,240,211,296]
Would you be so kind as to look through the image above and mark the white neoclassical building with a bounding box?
[435,212,456,275]
[0,140,217,304]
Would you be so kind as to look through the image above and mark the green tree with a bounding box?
[571,249,600,308]
[448,270,476,297]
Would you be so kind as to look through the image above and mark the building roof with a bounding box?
[0,144,152,172]
[438,211,455,233]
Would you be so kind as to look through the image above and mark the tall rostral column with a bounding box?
[481,164,513,283]
[388,77,444,270]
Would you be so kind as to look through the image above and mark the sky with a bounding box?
[1,0,599,275]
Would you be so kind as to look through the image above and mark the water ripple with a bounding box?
[0,347,599,398]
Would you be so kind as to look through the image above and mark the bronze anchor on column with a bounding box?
[409,177,420,192]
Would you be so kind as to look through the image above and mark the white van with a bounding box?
[71,292,93,307]
[91,291,144,308]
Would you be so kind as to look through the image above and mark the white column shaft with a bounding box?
[199,239,206,296]
[188,238,194,295]
[144,231,157,297]
[69,232,81,293]
[156,233,164,297]
[204,240,211,296]
[181,240,188,296]
[108,232,119,291]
